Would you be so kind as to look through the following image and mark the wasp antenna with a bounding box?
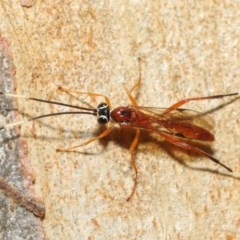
[208,92,238,99]
[1,92,98,130]
[0,120,28,131]
[0,92,29,99]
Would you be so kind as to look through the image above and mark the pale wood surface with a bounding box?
[0,1,240,239]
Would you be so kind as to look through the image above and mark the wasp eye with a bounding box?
[97,103,110,124]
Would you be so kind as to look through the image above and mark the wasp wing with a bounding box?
[129,106,215,141]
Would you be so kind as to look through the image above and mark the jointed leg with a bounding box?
[124,57,142,107]
[129,57,142,95]
[57,125,113,152]
[58,86,112,108]
[127,128,141,201]
[157,131,232,172]
[163,93,238,115]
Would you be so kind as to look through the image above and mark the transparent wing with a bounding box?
[130,106,215,141]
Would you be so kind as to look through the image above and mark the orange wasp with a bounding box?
[0,62,238,200]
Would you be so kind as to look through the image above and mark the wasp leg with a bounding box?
[157,131,232,172]
[57,126,113,152]
[126,128,141,201]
